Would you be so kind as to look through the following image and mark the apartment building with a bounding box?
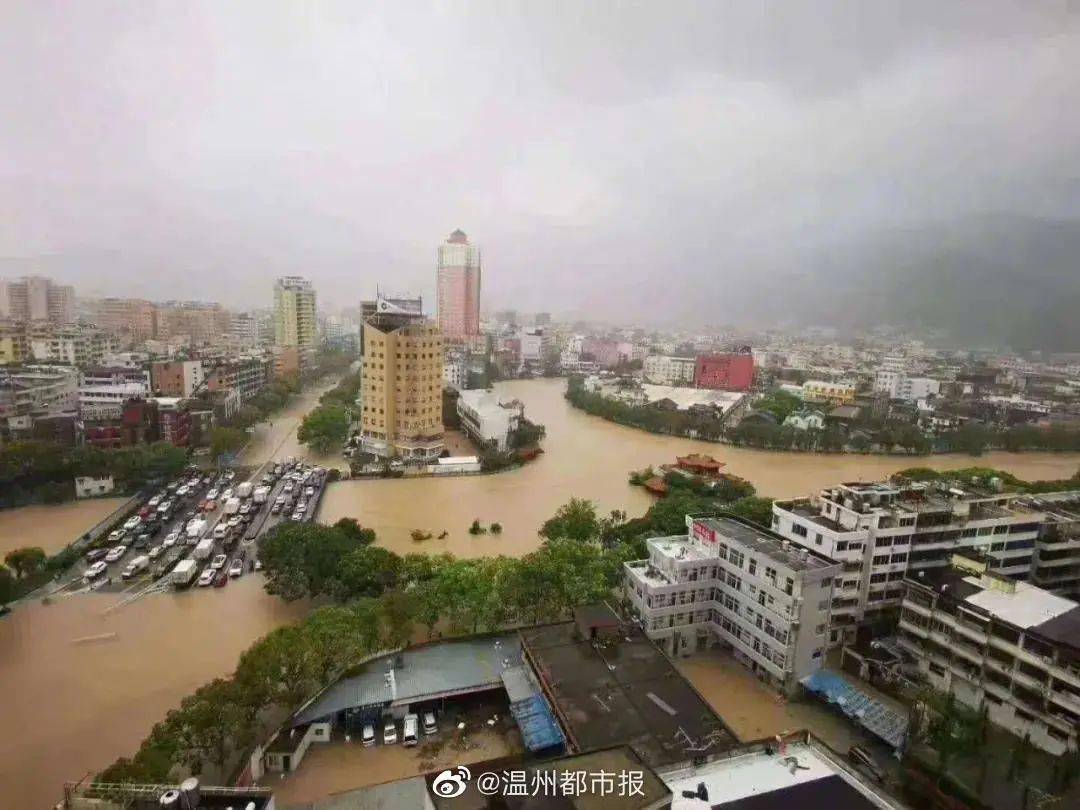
[154,301,231,345]
[25,324,114,368]
[206,355,272,404]
[0,322,29,364]
[777,481,1054,648]
[643,354,696,386]
[436,229,481,340]
[801,379,857,405]
[95,298,157,341]
[1019,492,1080,599]
[152,397,191,447]
[360,296,443,461]
[228,312,260,347]
[624,514,840,695]
[456,388,522,452]
[150,360,205,398]
[897,554,1080,754]
[694,350,754,391]
[274,276,317,348]
[772,479,1053,648]
[874,369,941,402]
[79,380,150,420]
[0,365,79,420]
[4,276,75,324]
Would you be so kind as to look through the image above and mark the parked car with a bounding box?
[148,495,162,508]
[214,569,229,587]
[104,545,128,563]
[361,723,376,747]
[123,515,142,531]
[206,487,219,501]
[290,510,304,522]
[197,568,216,587]
[254,559,263,572]
[148,545,164,561]
[176,485,190,498]
[403,714,418,746]
[383,720,398,745]
[228,558,244,578]
[422,712,437,735]
[85,548,108,563]
[304,486,315,498]
[221,488,234,500]
[213,524,229,540]
[162,531,181,549]
[210,554,227,571]
[133,532,151,550]
[848,746,885,783]
[239,502,251,515]
[283,482,294,494]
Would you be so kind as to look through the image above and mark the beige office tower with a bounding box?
[360,295,444,461]
[273,276,317,347]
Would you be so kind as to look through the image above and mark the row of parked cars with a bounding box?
[364,711,438,747]
[271,463,327,522]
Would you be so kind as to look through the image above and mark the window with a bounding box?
[891,553,908,564]
[815,533,823,546]
[748,559,757,576]
[875,536,893,548]
[729,549,745,568]
[791,523,808,538]
[873,554,890,566]
[836,541,848,552]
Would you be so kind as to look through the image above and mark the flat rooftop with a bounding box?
[696,516,837,573]
[520,622,736,769]
[663,739,902,809]
[293,633,521,725]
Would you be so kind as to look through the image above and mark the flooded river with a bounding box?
[3,377,1080,807]
[0,498,128,557]
[320,378,1080,557]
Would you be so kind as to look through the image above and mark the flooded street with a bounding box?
[0,498,128,557]
[320,378,1080,557]
[2,376,1079,807]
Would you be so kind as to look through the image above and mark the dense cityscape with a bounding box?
[3,4,1080,810]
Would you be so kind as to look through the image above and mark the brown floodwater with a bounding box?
[0,498,128,557]
[3,376,1079,808]
[320,377,1080,558]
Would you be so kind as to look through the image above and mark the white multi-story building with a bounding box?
[443,356,467,390]
[625,515,840,695]
[642,354,696,386]
[1019,492,1080,599]
[4,275,74,324]
[27,325,114,368]
[773,479,1052,648]
[79,381,149,419]
[518,327,550,372]
[0,364,79,419]
[456,388,523,452]
[897,554,1080,755]
[875,369,940,401]
[274,276,317,348]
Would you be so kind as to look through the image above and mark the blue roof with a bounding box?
[510,694,565,752]
[801,669,908,749]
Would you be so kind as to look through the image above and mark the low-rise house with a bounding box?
[75,475,115,498]
[784,408,826,431]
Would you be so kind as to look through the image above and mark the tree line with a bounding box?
[96,476,775,786]
[297,372,360,453]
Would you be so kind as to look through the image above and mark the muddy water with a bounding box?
[3,377,1080,807]
[0,498,128,557]
[320,377,1080,557]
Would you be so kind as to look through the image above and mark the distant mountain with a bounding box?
[790,215,1080,351]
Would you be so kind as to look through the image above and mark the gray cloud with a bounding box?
[2,1,1077,327]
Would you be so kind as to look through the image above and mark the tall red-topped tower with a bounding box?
[436,229,481,340]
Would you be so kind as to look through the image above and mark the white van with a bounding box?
[402,714,418,747]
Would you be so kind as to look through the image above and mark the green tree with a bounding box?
[333,517,376,546]
[724,497,775,527]
[334,546,402,599]
[378,590,415,649]
[209,427,247,461]
[4,546,46,579]
[167,678,252,775]
[235,626,321,710]
[0,565,16,606]
[297,404,351,453]
[539,498,600,543]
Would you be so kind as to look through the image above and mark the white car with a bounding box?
[423,712,437,735]
[290,511,304,522]
[176,485,190,497]
[104,545,128,563]
[107,529,126,544]
[227,516,242,529]
[206,488,219,501]
[83,561,108,581]
[304,487,315,498]
[362,723,376,747]
[283,482,294,494]
[221,487,234,500]
[148,495,162,508]
[123,516,141,531]
[228,558,244,578]
[148,545,164,561]
[162,531,181,548]
[383,720,397,745]
[157,499,173,514]
[210,554,227,571]
[213,524,228,540]
[197,568,216,587]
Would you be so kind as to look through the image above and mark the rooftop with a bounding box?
[293,633,521,725]
[661,737,903,809]
[520,621,736,769]
[695,516,838,573]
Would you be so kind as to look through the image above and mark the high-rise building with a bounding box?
[360,295,444,461]
[436,229,481,340]
[154,301,231,345]
[4,276,75,324]
[96,298,157,341]
[274,277,317,348]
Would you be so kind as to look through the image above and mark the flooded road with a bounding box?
[0,498,128,557]
[320,378,1080,557]
[3,377,1079,807]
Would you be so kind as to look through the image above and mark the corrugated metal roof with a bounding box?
[293,634,521,726]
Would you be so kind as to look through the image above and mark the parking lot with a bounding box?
[67,457,329,600]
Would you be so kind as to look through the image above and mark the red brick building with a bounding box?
[694,350,754,392]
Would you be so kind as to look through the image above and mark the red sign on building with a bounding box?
[691,520,716,545]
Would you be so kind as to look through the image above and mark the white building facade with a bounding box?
[643,354,696,386]
[625,515,840,695]
[773,480,1051,648]
[456,389,522,452]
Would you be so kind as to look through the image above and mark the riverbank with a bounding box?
[566,379,1080,457]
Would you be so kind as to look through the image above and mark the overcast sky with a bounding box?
[2,1,1077,324]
